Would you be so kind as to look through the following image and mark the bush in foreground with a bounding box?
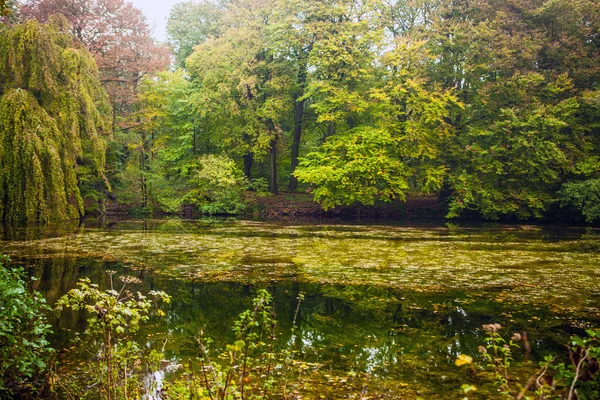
[0,255,53,396]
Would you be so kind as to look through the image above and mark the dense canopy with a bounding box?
[1,0,600,222]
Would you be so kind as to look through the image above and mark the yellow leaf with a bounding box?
[455,354,473,366]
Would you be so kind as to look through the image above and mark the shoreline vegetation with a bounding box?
[101,192,597,226]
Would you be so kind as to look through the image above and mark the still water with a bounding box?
[1,218,599,398]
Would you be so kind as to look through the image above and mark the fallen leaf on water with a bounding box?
[455,354,473,367]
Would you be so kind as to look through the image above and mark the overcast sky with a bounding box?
[129,0,182,42]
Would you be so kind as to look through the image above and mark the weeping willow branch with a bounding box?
[0,17,112,224]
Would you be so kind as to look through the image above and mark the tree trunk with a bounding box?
[140,148,147,207]
[269,138,278,195]
[244,153,253,180]
[347,116,355,129]
[289,98,305,191]
[289,58,308,191]
[193,129,197,155]
[322,121,336,143]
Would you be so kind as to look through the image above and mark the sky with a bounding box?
[129,0,182,42]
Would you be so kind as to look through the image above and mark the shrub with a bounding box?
[457,324,600,399]
[186,154,248,214]
[55,272,171,399]
[559,179,600,223]
[0,255,53,395]
[247,177,271,197]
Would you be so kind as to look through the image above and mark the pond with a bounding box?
[1,218,599,398]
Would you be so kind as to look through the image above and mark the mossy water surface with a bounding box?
[1,219,599,398]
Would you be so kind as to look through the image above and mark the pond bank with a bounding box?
[104,192,447,222]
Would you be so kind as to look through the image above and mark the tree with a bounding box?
[166,0,223,68]
[117,70,205,212]
[559,179,600,223]
[186,0,292,194]
[295,127,412,209]
[269,0,319,191]
[446,73,582,219]
[431,0,600,219]
[0,17,112,223]
[19,0,170,122]
[296,39,459,209]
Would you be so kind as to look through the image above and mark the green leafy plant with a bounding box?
[162,291,319,400]
[458,324,600,400]
[55,271,171,399]
[559,179,600,223]
[555,329,600,400]
[247,177,271,197]
[186,155,248,215]
[0,255,53,396]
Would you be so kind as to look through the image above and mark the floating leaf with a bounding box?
[455,354,473,366]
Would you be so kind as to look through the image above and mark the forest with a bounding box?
[1,0,600,399]
[0,0,599,224]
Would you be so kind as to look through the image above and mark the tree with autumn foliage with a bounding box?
[18,0,170,123]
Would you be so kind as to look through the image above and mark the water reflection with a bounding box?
[1,218,599,396]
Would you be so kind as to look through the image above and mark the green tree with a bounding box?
[559,179,600,223]
[446,73,582,219]
[433,0,600,219]
[296,35,459,208]
[166,0,223,68]
[0,17,111,224]
[112,70,200,212]
[186,0,292,194]
[186,154,248,215]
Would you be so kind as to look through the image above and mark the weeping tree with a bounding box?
[0,16,112,224]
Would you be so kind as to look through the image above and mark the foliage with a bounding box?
[0,0,16,19]
[557,329,600,400]
[559,179,600,223]
[166,0,223,68]
[7,0,600,220]
[195,289,279,399]
[114,70,201,213]
[446,73,581,220]
[295,127,412,209]
[0,17,111,224]
[296,39,459,209]
[54,272,171,399]
[0,255,53,395]
[458,324,600,399]
[186,155,248,215]
[162,290,318,400]
[247,177,271,197]
[19,0,170,118]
